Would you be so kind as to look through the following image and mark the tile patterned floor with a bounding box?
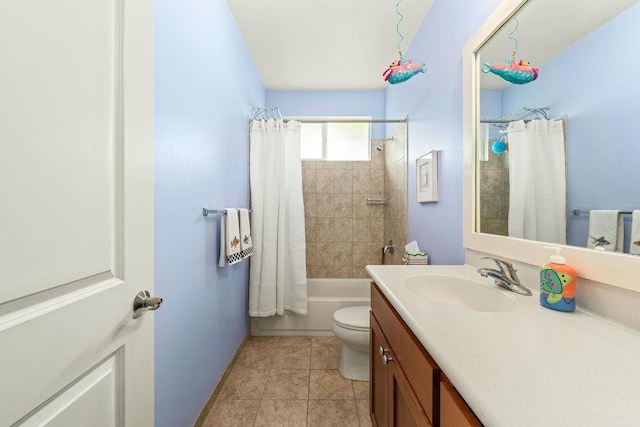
[203,335,371,426]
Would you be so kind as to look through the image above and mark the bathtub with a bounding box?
[250,278,371,336]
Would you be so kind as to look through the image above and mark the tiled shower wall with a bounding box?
[383,124,408,265]
[303,140,386,278]
[302,129,409,277]
[478,148,509,236]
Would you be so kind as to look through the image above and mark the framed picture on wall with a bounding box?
[416,150,438,203]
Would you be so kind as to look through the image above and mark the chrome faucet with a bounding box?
[477,257,532,296]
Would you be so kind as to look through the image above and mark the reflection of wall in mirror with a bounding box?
[479,93,510,236]
[480,2,640,252]
[478,139,509,236]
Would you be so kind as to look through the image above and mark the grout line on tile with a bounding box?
[206,335,369,426]
[307,367,311,425]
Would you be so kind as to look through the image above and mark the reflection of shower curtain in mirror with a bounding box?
[249,119,308,317]
[507,119,566,244]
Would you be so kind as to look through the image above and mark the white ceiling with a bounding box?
[226,0,434,91]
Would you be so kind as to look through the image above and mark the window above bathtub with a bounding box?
[294,117,371,161]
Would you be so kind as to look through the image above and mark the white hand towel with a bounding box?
[239,208,253,259]
[630,210,640,255]
[218,208,242,267]
[218,214,228,267]
[587,210,623,252]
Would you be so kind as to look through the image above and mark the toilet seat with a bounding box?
[333,306,370,332]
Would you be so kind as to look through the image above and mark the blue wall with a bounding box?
[480,90,503,142]
[154,0,264,425]
[152,0,570,423]
[385,0,502,264]
[267,0,508,264]
[266,90,387,138]
[498,3,640,249]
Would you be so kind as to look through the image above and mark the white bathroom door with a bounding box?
[0,0,155,426]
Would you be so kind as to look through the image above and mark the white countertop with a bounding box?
[366,264,640,427]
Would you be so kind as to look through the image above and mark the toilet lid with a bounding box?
[333,306,370,331]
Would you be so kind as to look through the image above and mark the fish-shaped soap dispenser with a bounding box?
[539,246,576,312]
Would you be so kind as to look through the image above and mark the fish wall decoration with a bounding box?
[383,59,427,84]
[384,0,427,85]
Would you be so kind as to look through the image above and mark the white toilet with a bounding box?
[332,305,370,381]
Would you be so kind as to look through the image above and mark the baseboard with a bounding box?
[192,333,250,427]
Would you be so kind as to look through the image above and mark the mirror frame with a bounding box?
[462,0,640,292]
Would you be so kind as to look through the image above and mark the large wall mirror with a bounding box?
[463,0,640,292]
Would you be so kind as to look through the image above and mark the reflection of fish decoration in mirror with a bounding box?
[590,236,611,247]
[482,17,539,85]
[384,59,428,84]
[482,59,538,84]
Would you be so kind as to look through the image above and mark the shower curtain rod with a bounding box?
[250,107,407,124]
[251,107,283,121]
[481,107,550,125]
[283,118,407,124]
[480,119,536,124]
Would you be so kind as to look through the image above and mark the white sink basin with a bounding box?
[405,275,517,312]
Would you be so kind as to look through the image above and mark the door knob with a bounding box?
[133,290,163,319]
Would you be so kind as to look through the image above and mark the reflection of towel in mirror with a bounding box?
[630,210,640,256]
[219,208,243,267]
[587,210,623,252]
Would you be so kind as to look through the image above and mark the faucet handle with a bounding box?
[481,257,519,281]
[480,256,507,275]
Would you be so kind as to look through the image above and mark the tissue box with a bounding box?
[403,240,428,264]
[402,250,428,265]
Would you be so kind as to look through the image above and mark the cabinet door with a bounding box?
[440,380,482,427]
[371,312,390,427]
[390,361,432,427]
[372,283,439,421]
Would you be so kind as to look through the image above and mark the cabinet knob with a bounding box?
[382,354,393,365]
[378,346,386,356]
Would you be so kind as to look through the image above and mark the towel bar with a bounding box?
[571,209,633,216]
[202,208,252,217]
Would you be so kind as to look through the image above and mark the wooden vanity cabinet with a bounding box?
[371,313,431,426]
[440,378,482,427]
[370,313,390,426]
[370,283,438,426]
[370,282,483,427]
